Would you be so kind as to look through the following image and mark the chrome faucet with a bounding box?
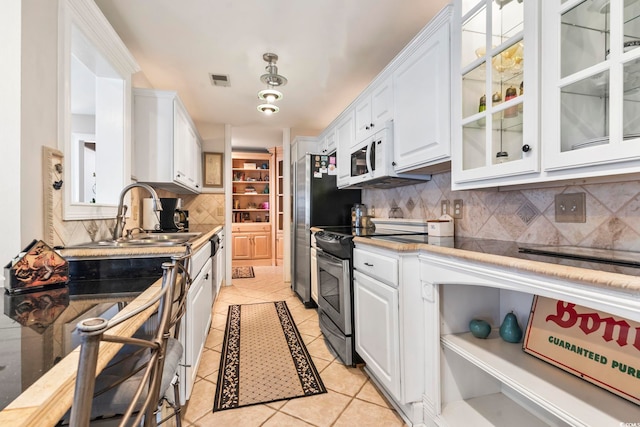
[113,183,162,240]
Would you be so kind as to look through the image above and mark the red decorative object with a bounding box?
[4,240,69,293]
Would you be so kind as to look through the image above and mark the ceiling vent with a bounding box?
[209,73,230,87]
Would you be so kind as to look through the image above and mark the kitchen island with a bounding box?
[0,226,220,427]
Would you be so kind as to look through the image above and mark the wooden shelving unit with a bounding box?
[231,151,274,266]
[271,147,284,265]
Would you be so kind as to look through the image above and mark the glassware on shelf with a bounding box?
[479,94,486,112]
[504,86,518,118]
[518,81,524,113]
[496,150,509,163]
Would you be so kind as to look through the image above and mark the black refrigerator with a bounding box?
[292,153,361,307]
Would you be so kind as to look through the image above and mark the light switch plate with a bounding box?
[555,193,586,223]
[441,200,450,216]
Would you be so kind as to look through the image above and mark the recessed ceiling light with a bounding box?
[257,103,279,115]
[258,88,283,103]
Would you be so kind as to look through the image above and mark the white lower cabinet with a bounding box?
[353,244,425,425]
[214,228,225,298]
[354,269,400,400]
[180,244,213,404]
[419,251,640,426]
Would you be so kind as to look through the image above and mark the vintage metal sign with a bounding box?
[524,296,640,405]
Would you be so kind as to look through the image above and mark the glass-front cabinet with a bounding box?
[542,0,640,172]
[452,0,540,188]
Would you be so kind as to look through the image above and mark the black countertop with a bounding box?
[0,256,168,410]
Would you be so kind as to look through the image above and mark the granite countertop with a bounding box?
[0,224,222,427]
[59,225,222,259]
[353,236,640,294]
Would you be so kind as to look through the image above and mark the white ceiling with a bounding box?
[94,0,450,136]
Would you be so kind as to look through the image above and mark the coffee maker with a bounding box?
[159,198,187,231]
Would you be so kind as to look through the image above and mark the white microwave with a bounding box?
[348,122,430,188]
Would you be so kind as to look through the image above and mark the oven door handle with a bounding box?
[316,248,344,267]
[366,139,374,177]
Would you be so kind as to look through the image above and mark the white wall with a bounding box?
[0,0,22,281]
[231,126,283,150]
[20,0,58,247]
[0,0,24,400]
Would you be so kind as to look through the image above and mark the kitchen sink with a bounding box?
[65,232,202,249]
[133,232,202,242]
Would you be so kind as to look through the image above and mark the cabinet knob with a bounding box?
[364,262,374,267]
[522,144,531,152]
[365,126,370,130]
[392,161,397,166]
[370,123,374,128]
[204,273,209,280]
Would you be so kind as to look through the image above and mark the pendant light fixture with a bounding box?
[257,53,287,115]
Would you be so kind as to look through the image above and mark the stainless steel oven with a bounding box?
[314,230,358,366]
[317,250,351,335]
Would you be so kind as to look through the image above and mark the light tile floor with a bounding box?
[180,266,407,427]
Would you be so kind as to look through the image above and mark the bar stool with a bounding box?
[68,247,193,427]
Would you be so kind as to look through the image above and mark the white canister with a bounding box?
[142,198,161,231]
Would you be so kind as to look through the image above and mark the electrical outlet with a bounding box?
[452,199,463,219]
[441,200,450,216]
[555,192,586,223]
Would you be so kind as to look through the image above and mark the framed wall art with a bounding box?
[203,152,223,188]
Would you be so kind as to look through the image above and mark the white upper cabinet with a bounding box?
[174,103,202,191]
[133,88,202,194]
[451,0,540,189]
[319,127,336,154]
[354,76,393,143]
[393,7,452,173]
[336,110,355,188]
[541,0,640,176]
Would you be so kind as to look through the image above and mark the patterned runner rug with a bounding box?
[231,266,255,279]
[213,301,326,411]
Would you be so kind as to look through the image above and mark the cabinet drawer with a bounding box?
[353,248,398,287]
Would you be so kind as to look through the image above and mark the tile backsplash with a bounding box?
[49,189,225,247]
[363,172,640,252]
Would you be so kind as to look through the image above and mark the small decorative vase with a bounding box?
[469,319,491,339]
[499,312,523,343]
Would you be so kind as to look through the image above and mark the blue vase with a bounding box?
[499,312,523,343]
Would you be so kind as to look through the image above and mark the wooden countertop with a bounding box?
[0,225,222,427]
[353,236,640,294]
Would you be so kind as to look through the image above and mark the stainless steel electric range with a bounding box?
[314,224,429,366]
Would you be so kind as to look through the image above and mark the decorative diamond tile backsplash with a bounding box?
[362,172,640,251]
[46,151,640,253]
[49,177,225,246]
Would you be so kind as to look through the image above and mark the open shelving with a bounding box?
[437,283,640,426]
[231,153,272,224]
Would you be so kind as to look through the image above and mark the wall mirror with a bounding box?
[59,0,139,220]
